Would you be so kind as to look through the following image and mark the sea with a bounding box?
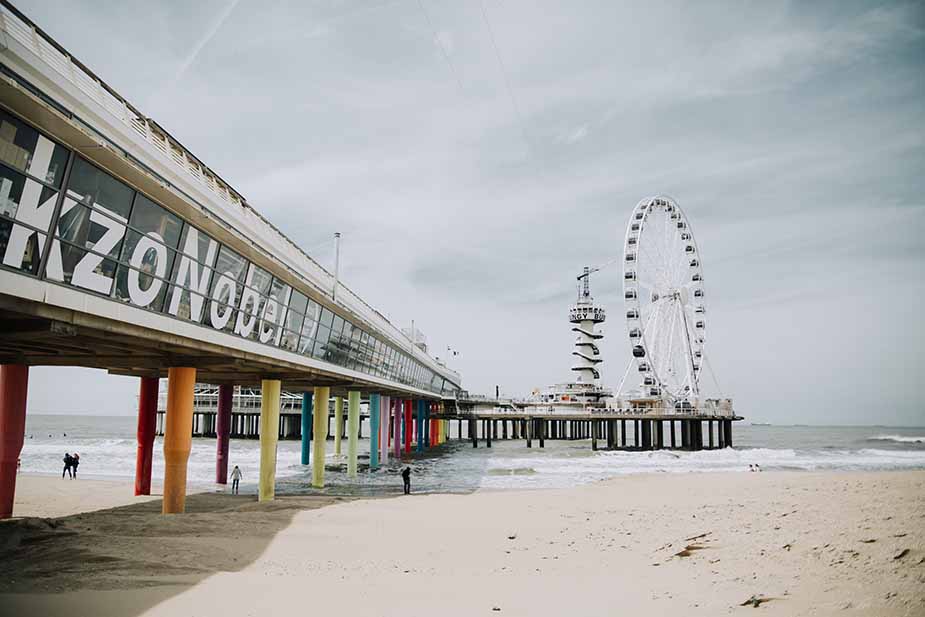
[19,415,925,496]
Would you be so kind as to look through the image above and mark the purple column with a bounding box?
[215,384,233,484]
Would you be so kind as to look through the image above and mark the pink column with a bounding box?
[392,399,402,459]
[0,365,28,519]
[215,384,233,484]
[134,376,159,495]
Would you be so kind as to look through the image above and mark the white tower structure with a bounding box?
[569,267,606,386]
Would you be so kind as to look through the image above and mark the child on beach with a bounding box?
[230,465,242,494]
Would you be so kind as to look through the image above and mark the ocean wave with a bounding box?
[867,434,925,444]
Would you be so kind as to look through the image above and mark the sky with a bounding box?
[15,0,925,425]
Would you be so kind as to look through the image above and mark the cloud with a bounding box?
[13,0,925,426]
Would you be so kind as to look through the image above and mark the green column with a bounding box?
[334,395,344,456]
[347,391,360,478]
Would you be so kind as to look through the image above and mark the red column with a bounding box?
[134,376,159,496]
[215,384,232,484]
[0,365,28,519]
[404,399,413,454]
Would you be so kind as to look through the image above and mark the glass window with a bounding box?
[127,193,182,249]
[298,299,320,355]
[288,289,308,317]
[0,166,58,275]
[67,157,134,221]
[282,290,307,350]
[58,242,118,293]
[207,245,247,333]
[55,202,123,259]
[331,315,344,336]
[0,110,69,187]
[319,307,333,328]
[312,325,331,359]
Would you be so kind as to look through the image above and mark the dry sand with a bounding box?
[1,471,923,617]
[10,475,163,518]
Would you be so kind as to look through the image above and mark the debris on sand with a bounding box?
[684,532,711,542]
[674,543,708,558]
[859,538,876,544]
[507,534,517,540]
[892,549,910,560]
[740,594,776,608]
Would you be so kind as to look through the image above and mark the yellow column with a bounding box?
[259,379,281,502]
[312,386,329,488]
[163,367,196,514]
[347,390,360,478]
[333,395,344,455]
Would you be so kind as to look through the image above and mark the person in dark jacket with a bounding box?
[62,453,73,479]
[71,453,80,479]
[401,467,411,495]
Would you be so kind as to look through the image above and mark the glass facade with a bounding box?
[0,108,460,397]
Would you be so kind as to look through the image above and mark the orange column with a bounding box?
[162,367,196,514]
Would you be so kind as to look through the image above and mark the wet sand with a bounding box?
[1,471,923,616]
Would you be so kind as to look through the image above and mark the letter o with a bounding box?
[210,273,237,330]
[128,233,166,308]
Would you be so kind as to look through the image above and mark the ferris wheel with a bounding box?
[622,196,705,401]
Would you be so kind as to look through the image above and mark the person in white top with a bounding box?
[230,465,242,494]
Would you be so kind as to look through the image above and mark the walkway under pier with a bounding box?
[433,413,744,452]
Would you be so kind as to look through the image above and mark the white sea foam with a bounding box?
[18,416,925,493]
[868,434,925,444]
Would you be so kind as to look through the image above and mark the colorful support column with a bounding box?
[163,367,196,514]
[0,365,28,519]
[300,392,313,465]
[135,376,159,495]
[258,379,281,502]
[404,399,413,454]
[369,393,381,471]
[416,400,424,453]
[347,390,360,478]
[312,387,330,488]
[393,399,402,459]
[380,395,390,466]
[215,383,232,485]
[334,396,344,456]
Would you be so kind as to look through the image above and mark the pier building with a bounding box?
[0,1,459,517]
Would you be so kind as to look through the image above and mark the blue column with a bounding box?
[369,393,380,471]
[416,399,424,453]
[300,392,313,465]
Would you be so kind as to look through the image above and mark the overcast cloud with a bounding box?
[17,0,925,425]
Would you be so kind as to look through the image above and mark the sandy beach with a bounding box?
[1,470,923,617]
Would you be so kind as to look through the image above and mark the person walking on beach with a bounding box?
[62,453,73,479]
[230,465,242,495]
[401,466,411,495]
[71,453,80,479]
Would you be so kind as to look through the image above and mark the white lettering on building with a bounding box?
[70,208,126,294]
[167,227,217,322]
[127,232,167,307]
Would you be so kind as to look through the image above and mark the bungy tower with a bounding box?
[570,266,606,385]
